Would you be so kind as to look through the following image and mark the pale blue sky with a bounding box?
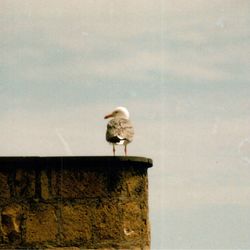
[1,1,250,248]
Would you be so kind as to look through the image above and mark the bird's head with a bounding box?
[104,106,130,120]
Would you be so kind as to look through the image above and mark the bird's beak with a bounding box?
[104,113,113,119]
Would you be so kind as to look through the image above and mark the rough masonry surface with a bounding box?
[0,156,152,250]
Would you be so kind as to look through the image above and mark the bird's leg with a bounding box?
[124,144,127,156]
[113,144,116,156]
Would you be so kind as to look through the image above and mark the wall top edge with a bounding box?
[0,156,153,169]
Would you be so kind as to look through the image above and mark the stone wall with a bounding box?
[0,156,152,249]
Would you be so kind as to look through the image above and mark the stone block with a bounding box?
[0,171,10,201]
[1,204,23,243]
[94,200,121,242]
[14,169,36,198]
[123,170,147,197]
[121,200,150,247]
[52,169,108,198]
[61,203,92,242]
[105,170,127,196]
[25,204,57,243]
[108,169,147,198]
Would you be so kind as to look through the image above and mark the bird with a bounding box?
[104,107,134,156]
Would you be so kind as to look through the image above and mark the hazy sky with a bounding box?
[1,1,250,248]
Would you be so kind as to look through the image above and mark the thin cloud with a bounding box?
[1,1,250,247]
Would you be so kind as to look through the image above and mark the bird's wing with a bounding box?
[106,118,134,143]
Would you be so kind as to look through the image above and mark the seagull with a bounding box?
[104,107,134,156]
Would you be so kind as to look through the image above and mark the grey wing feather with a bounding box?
[106,118,134,143]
